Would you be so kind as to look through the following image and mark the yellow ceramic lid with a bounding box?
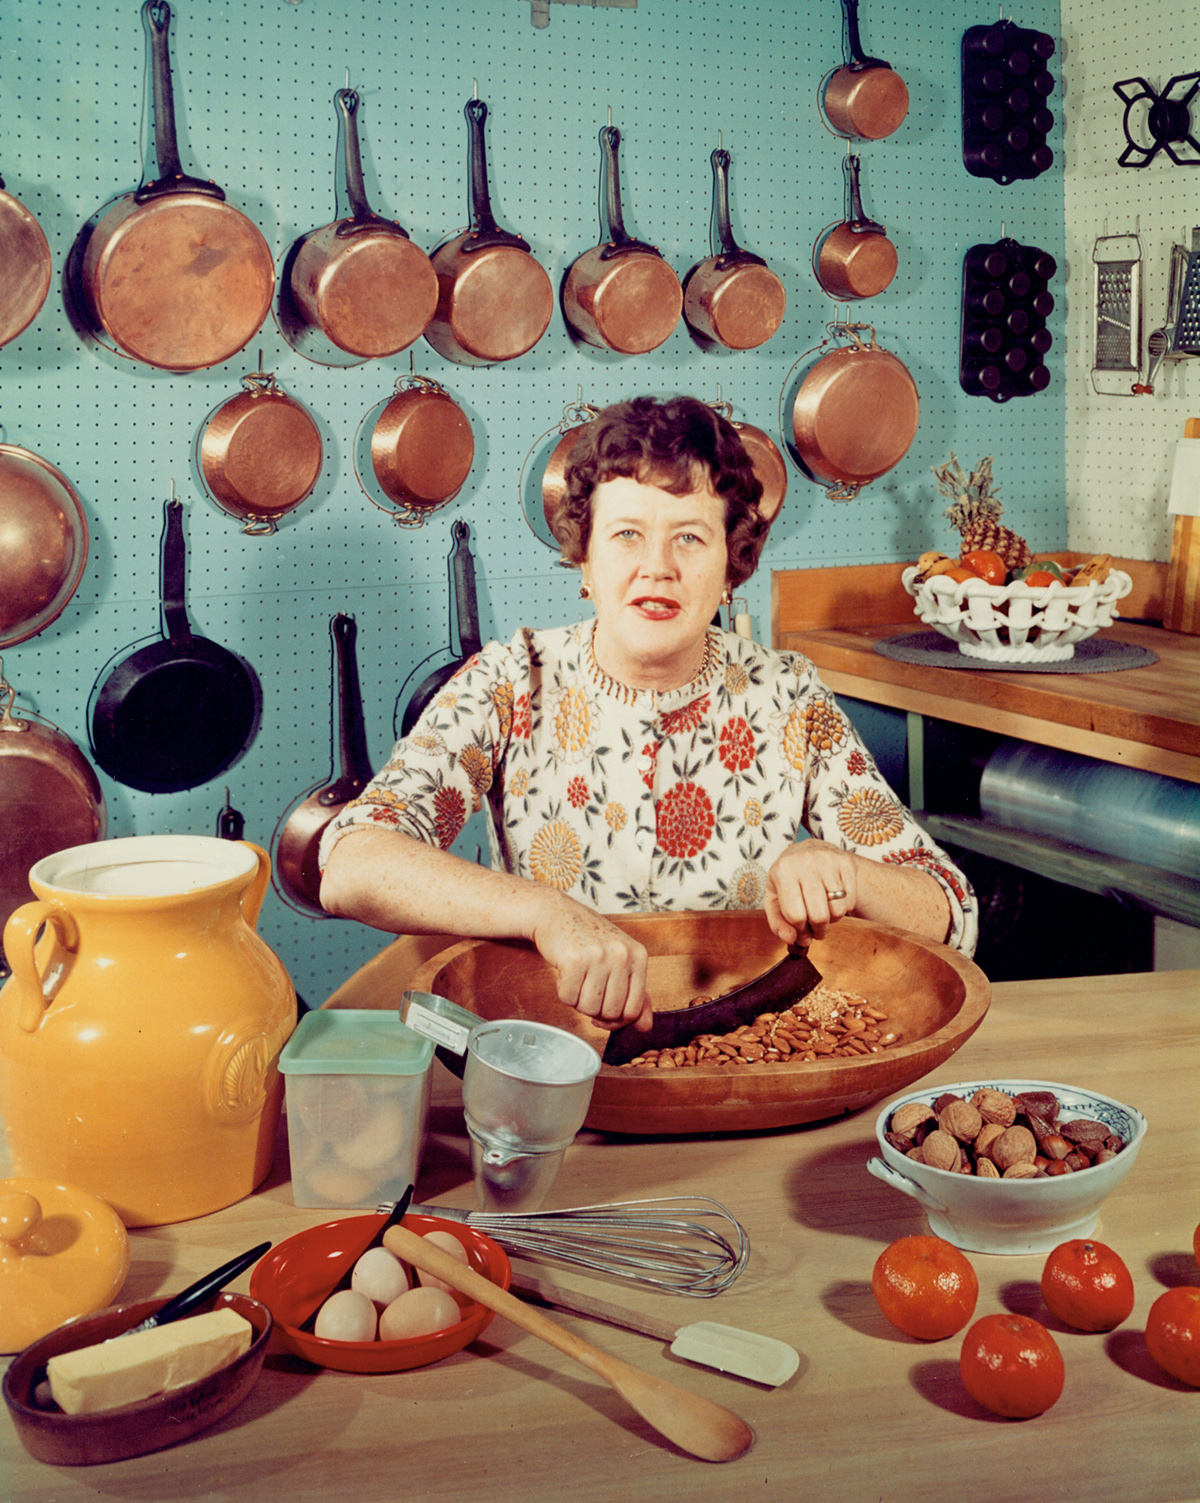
[0,1177,130,1353]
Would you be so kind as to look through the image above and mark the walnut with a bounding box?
[938,1099,983,1142]
[991,1124,1038,1171]
[890,1102,937,1139]
[920,1129,962,1171]
[974,1122,1007,1162]
[970,1088,1017,1127]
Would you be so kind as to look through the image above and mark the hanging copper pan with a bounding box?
[790,325,919,501]
[76,2,274,372]
[540,408,598,541]
[0,177,52,348]
[197,361,324,536]
[730,420,788,524]
[820,0,910,141]
[425,99,553,366]
[683,150,785,351]
[365,375,475,525]
[0,443,89,648]
[563,126,682,355]
[812,154,897,302]
[290,89,438,359]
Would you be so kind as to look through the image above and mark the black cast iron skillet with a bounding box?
[397,520,482,738]
[90,499,260,793]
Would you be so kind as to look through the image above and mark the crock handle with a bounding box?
[866,1156,949,1214]
[238,842,272,930]
[4,902,80,1033]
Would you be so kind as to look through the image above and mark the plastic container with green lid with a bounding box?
[279,1011,433,1209]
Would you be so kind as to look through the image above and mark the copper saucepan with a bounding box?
[540,404,599,542]
[76,1,274,372]
[683,150,786,351]
[820,0,910,141]
[197,361,324,536]
[706,400,788,525]
[425,99,554,366]
[790,324,919,501]
[0,176,52,348]
[0,443,89,649]
[289,89,438,360]
[364,375,475,526]
[812,154,897,302]
[563,126,682,355]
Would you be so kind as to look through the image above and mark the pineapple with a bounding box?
[932,452,1033,574]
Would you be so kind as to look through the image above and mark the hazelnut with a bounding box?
[1044,1159,1073,1176]
[920,1129,962,1172]
[991,1124,1038,1171]
[890,1102,937,1139]
[1002,1162,1040,1179]
[938,1099,983,1142]
[1040,1133,1072,1161]
[1065,1151,1090,1172]
[970,1088,1017,1127]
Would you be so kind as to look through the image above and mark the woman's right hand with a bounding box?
[530,899,652,1032]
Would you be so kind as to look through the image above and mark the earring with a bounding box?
[721,587,732,606]
[580,582,591,600]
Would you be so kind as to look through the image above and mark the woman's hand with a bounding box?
[764,839,859,946]
[531,900,652,1032]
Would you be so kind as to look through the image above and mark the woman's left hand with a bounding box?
[764,840,858,946]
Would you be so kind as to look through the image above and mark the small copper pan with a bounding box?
[820,0,909,141]
[540,407,599,541]
[425,99,554,366]
[812,155,897,302]
[563,126,682,355]
[367,375,475,525]
[197,361,324,536]
[0,443,89,647]
[0,177,52,348]
[290,90,438,359]
[683,150,785,351]
[708,401,788,525]
[790,325,919,501]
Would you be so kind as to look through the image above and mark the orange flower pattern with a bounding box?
[321,623,976,954]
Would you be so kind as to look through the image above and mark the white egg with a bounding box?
[416,1230,470,1294]
[314,1287,378,1343]
[351,1245,411,1308]
[379,1285,461,1342]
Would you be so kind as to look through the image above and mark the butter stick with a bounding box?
[47,1308,253,1415]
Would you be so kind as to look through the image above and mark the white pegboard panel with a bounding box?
[1,0,1066,1002]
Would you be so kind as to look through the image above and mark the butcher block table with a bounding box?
[3,969,1197,1503]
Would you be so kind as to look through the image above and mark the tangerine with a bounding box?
[1145,1286,1200,1387]
[961,548,1007,585]
[959,1313,1065,1418]
[1040,1239,1135,1332]
[871,1235,979,1341]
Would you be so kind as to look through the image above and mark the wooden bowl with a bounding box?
[409,912,990,1134]
[3,1292,271,1466]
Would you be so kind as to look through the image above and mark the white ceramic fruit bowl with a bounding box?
[867,1078,1146,1255]
[901,565,1132,663]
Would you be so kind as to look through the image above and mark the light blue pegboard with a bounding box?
[0,0,1064,1003]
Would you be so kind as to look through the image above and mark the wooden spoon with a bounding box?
[383,1223,754,1463]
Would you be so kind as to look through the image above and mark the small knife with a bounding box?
[602,944,823,1067]
[121,1241,272,1337]
[296,1183,414,1333]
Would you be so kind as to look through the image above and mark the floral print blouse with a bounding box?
[320,622,977,955]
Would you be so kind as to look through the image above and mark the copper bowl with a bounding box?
[406,912,990,1135]
[3,1292,271,1466]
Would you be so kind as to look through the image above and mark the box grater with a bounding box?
[1091,231,1142,394]
[1170,227,1200,358]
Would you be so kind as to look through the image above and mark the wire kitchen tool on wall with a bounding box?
[1091,226,1143,395]
[1112,71,1200,167]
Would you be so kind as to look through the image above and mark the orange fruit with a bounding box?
[1145,1286,1200,1387]
[1040,1239,1135,1332]
[959,1313,1065,1418]
[944,564,980,584]
[871,1235,979,1340]
[1023,570,1058,587]
[961,548,1007,585]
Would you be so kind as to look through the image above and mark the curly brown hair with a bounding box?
[551,396,770,589]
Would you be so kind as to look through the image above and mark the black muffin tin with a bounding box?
[960,238,1056,402]
[962,21,1056,184]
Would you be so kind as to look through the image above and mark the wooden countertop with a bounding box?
[772,561,1200,785]
[5,969,1198,1503]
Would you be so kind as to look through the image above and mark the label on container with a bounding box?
[403,1001,471,1054]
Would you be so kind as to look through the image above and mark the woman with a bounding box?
[320,396,976,1033]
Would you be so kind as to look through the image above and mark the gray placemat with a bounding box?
[874,631,1159,673]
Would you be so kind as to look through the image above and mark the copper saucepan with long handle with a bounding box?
[812,154,897,302]
[0,175,52,348]
[289,89,438,359]
[0,442,89,648]
[683,149,786,351]
[425,99,554,366]
[75,1,274,372]
[563,126,682,355]
[820,0,910,141]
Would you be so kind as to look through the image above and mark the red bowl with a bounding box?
[249,1213,510,1373]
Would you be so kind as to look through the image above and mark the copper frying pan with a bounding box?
[197,361,324,536]
[425,99,553,366]
[0,443,89,648]
[790,325,919,501]
[0,177,52,348]
[563,126,682,355]
[820,0,910,141]
[812,154,897,302]
[289,89,438,359]
[683,150,786,351]
[76,2,274,372]
[364,375,475,526]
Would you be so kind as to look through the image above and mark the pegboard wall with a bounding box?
[0,0,1064,1004]
[1059,0,1200,559]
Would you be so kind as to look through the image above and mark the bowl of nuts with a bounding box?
[867,1079,1147,1255]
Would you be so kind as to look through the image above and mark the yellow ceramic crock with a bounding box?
[0,836,296,1227]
